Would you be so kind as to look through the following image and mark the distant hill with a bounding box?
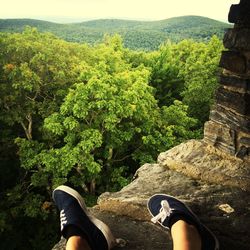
[0,16,231,50]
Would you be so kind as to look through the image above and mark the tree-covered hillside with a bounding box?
[0,16,231,50]
[0,27,224,248]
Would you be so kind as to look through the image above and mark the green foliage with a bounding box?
[0,16,231,51]
[149,42,185,106]
[0,28,222,249]
[162,100,200,140]
[16,38,175,193]
[0,183,59,249]
[179,36,223,123]
[148,36,223,125]
[0,28,91,249]
[0,27,93,140]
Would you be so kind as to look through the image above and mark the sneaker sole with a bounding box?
[147,193,219,250]
[53,185,116,249]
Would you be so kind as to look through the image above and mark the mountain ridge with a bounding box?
[0,16,232,50]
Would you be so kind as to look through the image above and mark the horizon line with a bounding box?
[0,15,228,24]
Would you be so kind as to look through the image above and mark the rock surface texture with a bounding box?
[97,140,250,250]
[52,208,172,250]
[53,140,250,250]
[53,1,250,249]
[204,0,250,158]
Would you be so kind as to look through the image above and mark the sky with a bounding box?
[0,0,240,23]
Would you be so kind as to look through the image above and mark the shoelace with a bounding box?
[60,209,68,230]
[151,200,174,224]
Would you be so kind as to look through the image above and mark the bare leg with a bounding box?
[171,220,201,250]
[66,236,91,250]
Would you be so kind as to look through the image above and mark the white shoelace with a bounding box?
[151,200,174,224]
[60,209,68,230]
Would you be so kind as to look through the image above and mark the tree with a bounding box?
[180,36,223,123]
[149,41,185,106]
[0,27,94,140]
[15,35,200,196]
[15,36,163,194]
[0,28,95,249]
[146,37,223,125]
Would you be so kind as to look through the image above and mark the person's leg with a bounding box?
[147,194,219,250]
[171,220,201,250]
[52,185,117,250]
[66,236,91,250]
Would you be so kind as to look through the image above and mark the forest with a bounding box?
[0,16,231,50]
[0,27,223,249]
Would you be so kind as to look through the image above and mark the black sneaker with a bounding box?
[53,185,116,250]
[147,194,219,250]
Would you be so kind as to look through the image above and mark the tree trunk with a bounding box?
[20,114,33,140]
[89,179,96,194]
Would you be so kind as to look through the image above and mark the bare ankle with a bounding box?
[171,220,201,250]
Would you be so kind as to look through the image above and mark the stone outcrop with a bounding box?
[52,208,172,250]
[228,0,250,26]
[53,141,250,249]
[97,140,249,250]
[204,0,250,157]
[158,140,250,191]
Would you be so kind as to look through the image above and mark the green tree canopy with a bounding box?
[0,29,222,249]
[179,36,223,123]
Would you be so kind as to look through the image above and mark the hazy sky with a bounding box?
[0,0,240,23]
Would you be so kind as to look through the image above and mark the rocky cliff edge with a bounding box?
[53,140,250,250]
